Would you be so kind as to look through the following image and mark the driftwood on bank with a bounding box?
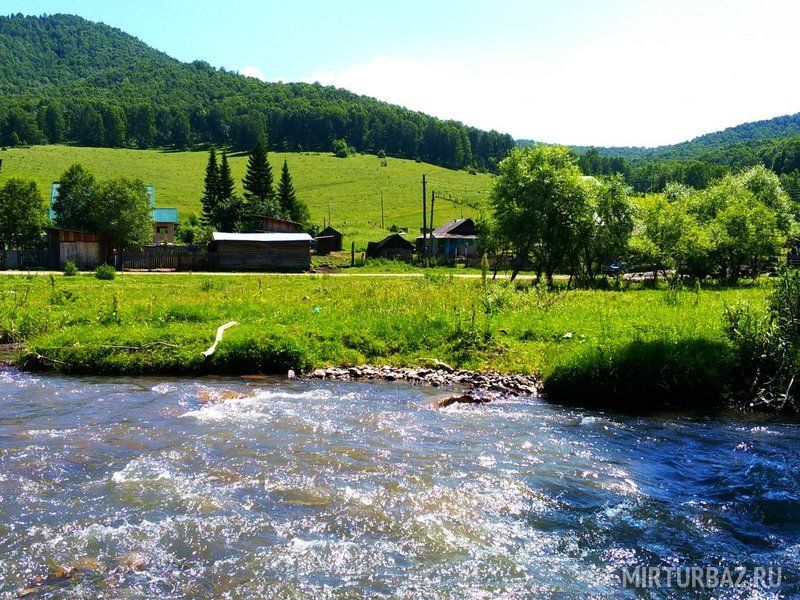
[203,321,239,357]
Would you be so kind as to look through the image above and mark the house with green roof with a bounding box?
[50,183,179,245]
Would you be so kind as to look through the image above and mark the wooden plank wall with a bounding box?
[216,240,310,271]
[118,247,218,271]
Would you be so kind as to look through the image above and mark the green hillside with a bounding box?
[0,145,492,249]
[0,14,512,172]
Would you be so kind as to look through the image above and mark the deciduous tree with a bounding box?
[0,179,47,249]
[53,164,97,231]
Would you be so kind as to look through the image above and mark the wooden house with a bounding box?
[45,227,110,270]
[152,208,178,244]
[366,233,415,261]
[51,182,179,246]
[317,226,343,251]
[416,218,478,258]
[209,232,312,271]
[314,236,336,255]
[253,215,304,233]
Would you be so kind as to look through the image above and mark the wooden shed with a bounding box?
[252,215,304,233]
[366,233,415,261]
[45,227,110,270]
[317,226,343,251]
[210,232,312,272]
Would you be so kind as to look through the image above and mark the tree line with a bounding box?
[577,133,800,199]
[487,145,799,286]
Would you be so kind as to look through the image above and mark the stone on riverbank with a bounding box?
[306,365,538,402]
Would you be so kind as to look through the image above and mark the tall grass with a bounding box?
[0,273,772,409]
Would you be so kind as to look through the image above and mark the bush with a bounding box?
[331,138,352,158]
[94,264,116,280]
[543,339,733,411]
[725,268,800,412]
[63,260,78,276]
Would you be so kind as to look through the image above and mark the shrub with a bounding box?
[543,339,733,411]
[63,260,78,276]
[331,138,352,158]
[725,268,800,412]
[94,264,116,280]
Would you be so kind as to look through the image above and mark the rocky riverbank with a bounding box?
[307,364,539,398]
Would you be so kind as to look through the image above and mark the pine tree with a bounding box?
[218,150,235,200]
[243,140,275,212]
[201,147,220,225]
[278,159,310,225]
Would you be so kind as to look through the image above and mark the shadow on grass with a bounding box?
[542,338,734,412]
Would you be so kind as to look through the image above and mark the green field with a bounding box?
[0,145,492,249]
[0,272,769,407]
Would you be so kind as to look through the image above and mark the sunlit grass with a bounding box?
[0,145,491,250]
[0,273,770,397]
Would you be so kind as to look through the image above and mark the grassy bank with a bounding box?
[0,272,770,408]
[0,145,490,250]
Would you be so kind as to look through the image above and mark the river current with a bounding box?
[0,368,799,598]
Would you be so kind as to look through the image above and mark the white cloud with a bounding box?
[303,0,800,147]
[240,65,266,81]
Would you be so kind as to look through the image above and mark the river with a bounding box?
[1,368,798,598]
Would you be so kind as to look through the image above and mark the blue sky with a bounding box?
[6,0,800,146]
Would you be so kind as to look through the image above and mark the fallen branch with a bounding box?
[203,321,239,357]
[34,352,71,368]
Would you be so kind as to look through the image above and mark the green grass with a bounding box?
[0,273,770,407]
[0,145,491,250]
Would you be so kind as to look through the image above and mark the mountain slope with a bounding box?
[0,14,513,171]
[566,112,800,161]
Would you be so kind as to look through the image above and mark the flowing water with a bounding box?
[1,367,799,598]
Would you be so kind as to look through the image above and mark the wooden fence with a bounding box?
[0,248,50,270]
[116,247,218,271]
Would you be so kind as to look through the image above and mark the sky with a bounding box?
[5,0,800,147]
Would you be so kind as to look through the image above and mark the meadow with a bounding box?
[0,272,770,407]
[0,145,492,249]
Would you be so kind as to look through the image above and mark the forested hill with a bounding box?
[0,13,513,171]
[523,113,800,195]
[565,112,800,161]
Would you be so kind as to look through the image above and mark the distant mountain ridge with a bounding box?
[517,112,800,161]
[0,13,513,171]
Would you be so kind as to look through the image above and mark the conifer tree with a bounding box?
[218,150,236,200]
[201,147,220,225]
[243,140,276,214]
[277,159,310,225]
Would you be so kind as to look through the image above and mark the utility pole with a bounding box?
[429,190,436,261]
[422,175,427,263]
[430,190,435,236]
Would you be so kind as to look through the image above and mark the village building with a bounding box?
[50,183,179,246]
[152,208,178,244]
[252,215,304,233]
[45,227,110,270]
[209,232,312,272]
[366,233,415,261]
[416,218,479,258]
[317,226,343,251]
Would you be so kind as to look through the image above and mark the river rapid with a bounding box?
[0,368,799,598]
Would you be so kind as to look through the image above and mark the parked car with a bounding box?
[603,261,626,276]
